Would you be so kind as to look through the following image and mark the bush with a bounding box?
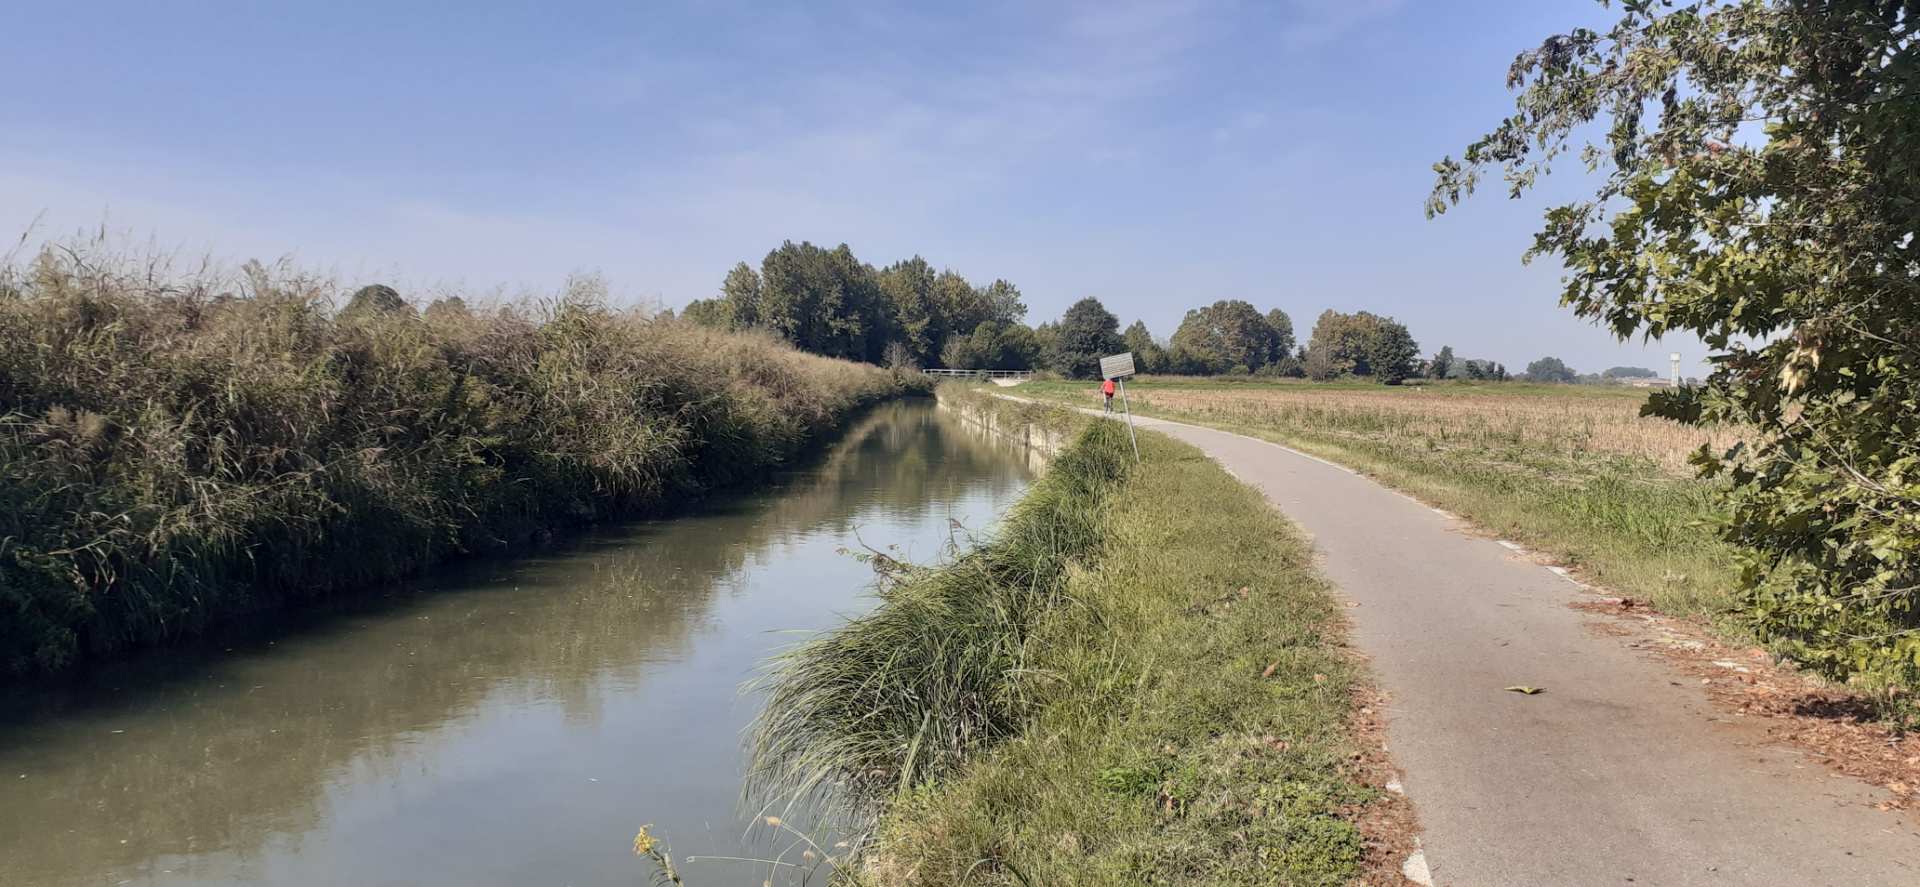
[0,242,924,674]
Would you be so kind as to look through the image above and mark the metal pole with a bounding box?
[1119,377,1141,462]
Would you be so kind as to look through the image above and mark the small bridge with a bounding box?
[922,368,1034,387]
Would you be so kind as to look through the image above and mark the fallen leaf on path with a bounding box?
[1504,685,1544,695]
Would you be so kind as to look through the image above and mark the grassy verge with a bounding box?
[0,244,927,675]
[746,393,1376,886]
[1020,378,1742,631]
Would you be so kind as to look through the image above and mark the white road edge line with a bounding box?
[1546,565,1588,589]
[1497,540,1525,552]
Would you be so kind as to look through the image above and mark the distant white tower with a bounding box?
[1670,352,1683,386]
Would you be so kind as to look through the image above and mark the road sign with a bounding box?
[1099,351,1136,379]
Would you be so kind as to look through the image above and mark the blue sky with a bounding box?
[0,0,1707,376]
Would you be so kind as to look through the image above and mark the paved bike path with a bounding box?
[1091,408,1920,886]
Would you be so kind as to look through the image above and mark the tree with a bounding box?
[423,296,472,325]
[1429,345,1456,380]
[1433,0,1920,701]
[877,257,939,365]
[718,262,762,329]
[1121,320,1167,374]
[1524,356,1577,383]
[1602,365,1656,380]
[940,321,1041,371]
[980,279,1027,326]
[341,284,410,322]
[1302,344,1336,381]
[1264,308,1296,363]
[755,242,889,363]
[1303,310,1420,383]
[1046,297,1124,379]
[1363,318,1421,384]
[1169,300,1283,374]
[681,297,732,328]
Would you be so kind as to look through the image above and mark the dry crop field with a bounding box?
[1018,377,1742,624]
[1082,380,1734,476]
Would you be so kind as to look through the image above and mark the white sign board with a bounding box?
[1099,352,1137,379]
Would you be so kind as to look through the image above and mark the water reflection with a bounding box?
[0,400,1032,887]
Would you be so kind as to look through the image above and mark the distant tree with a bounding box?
[941,320,1040,371]
[883,340,916,371]
[1304,309,1419,383]
[933,271,990,346]
[681,297,732,328]
[1264,308,1296,363]
[718,262,762,329]
[1169,300,1283,375]
[1525,356,1578,383]
[877,257,939,364]
[979,279,1027,325]
[1364,319,1421,384]
[1046,297,1124,379]
[422,296,472,325]
[939,323,992,370]
[756,242,889,363]
[1601,365,1657,380]
[341,284,411,322]
[1031,321,1060,367]
[1302,344,1336,381]
[1121,320,1167,374]
[996,323,1041,370]
[1429,345,1456,380]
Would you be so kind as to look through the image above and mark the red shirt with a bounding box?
[1102,379,1116,396]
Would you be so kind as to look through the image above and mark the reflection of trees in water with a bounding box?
[0,401,1031,885]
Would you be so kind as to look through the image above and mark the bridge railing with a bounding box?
[921,368,1035,380]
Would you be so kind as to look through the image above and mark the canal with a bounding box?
[0,400,1034,886]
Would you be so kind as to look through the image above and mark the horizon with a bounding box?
[0,0,1712,378]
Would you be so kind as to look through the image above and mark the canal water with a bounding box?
[0,400,1034,887]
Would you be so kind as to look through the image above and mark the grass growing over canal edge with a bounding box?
[739,389,1386,886]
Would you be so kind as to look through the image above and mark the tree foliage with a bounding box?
[1047,297,1125,379]
[1304,310,1421,383]
[1433,0,1920,703]
[340,284,411,322]
[1602,365,1657,379]
[1122,320,1167,374]
[1429,345,1456,380]
[704,246,1031,370]
[1169,300,1287,374]
[1525,355,1578,383]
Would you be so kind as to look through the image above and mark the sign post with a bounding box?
[1098,352,1141,463]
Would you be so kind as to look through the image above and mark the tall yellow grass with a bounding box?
[1117,385,1734,476]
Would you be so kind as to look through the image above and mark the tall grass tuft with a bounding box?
[746,418,1129,824]
[0,237,927,675]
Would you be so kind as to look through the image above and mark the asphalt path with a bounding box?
[1079,405,1920,886]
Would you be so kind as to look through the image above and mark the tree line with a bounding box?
[686,241,1523,385]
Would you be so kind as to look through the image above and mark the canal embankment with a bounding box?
[0,249,929,677]
[741,385,1406,886]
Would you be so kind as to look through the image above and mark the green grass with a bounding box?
[744,389,1373,886]
[1018,378,1742,631]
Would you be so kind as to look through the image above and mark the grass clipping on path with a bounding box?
[752,417,1373,886]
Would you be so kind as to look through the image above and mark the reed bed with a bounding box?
[0,241,925,675]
